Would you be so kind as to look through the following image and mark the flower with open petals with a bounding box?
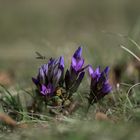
[88,66,112,104]
[32,56,64,96]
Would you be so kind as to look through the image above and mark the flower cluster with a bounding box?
[88,66,112,104]
[32,56,64,97]
[32,47,112,109]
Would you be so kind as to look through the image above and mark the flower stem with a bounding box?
[85,103,91,115]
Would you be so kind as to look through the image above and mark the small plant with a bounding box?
[88,66,112,106]
[32,47,112,115]
[0,85,23,121]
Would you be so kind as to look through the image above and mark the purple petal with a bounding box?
[42,64,48,75]
[71,57,84,71]
[39,67,45,78]
[91,71,100,81]
[59,56,64,69]
[40,84,54,96]
[95,67,100,76]
[104,66,110,75]
[88,65,94,76]
[38,67,45,84]
[56,69,62,80]
[98,67,110,84]
[53,69,62,87]
[48,58,55,66]
[71,57,77,68]
[32,77,39,85]
[46,83,54,94]
[73,47,82,59]
[76,59,84,71]
[42,64,47,71]
[102,83,112,94]
[40,84,47,95]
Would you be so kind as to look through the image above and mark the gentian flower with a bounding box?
[65,47,87,94]
[71,47,84,72]
[32,56,64,96]
[88,65,112,104]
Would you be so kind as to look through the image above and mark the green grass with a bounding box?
[1,79,140,140]
[1,1,140,139]
[1,41,140,139]
[1,38,140,140]
[1,120,140,140]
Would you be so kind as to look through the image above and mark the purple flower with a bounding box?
[88,65,112,104]
[71,47,84,72]
[40,83,54,96]
[65,47,87,94]
[32,56,64,96]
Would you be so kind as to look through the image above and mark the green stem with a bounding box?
[85,103,91,115]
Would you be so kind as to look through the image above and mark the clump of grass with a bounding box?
[0,85,24,121]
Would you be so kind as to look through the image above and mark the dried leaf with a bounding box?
[95,112,109,121]
[0,71,13,85]
[0,112,17,127]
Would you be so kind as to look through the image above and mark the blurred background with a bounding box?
[0,0,140,86]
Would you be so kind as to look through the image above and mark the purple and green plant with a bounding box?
[32,46,112,113]
[32,56,64,97]
[65,47,88,96]
[88,66,112,105]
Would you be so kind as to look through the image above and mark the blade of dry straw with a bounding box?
[128,37,140,50]
[120,45,140,62]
